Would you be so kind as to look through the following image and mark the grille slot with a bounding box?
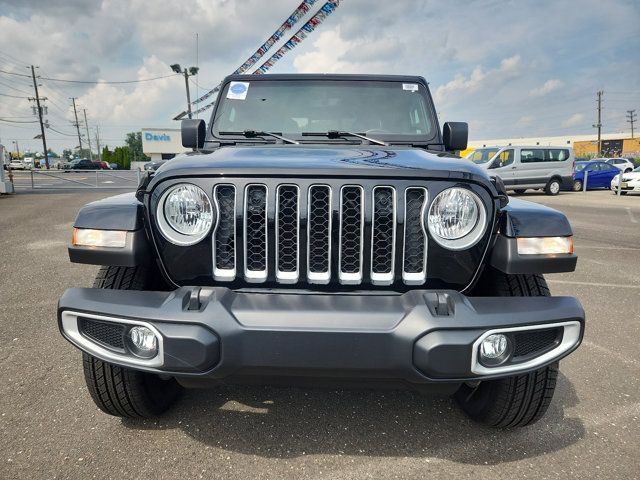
[371,186,396,285]
[513,328,562,358]
[244,184,268,282]
[307,185,332,284]
[339,185,364,284]
[213,185,236,280]
[276,185,300,283]
[402,187,428,285]
[79,318,125,351]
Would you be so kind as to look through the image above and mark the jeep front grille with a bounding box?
[208,182,433,287]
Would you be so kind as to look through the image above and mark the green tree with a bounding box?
[125,131,149,164]
[102,146,112,165]
[62,148,73,159]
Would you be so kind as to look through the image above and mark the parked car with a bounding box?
[572,160,621,191]
[466,145,574,195]
[94,161,110,170]
[611,165,640,194]
[143,160,168,172]
[603,157,634,173]
[8,159,27,170]
[59,73,584,428]
[109,163,120,170]
[70,159,100,170]
[58,159,76,170]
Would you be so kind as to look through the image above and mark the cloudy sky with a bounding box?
[1,0,639,154]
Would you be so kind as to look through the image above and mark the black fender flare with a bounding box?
[69,193,151,267]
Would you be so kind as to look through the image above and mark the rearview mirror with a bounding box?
[181,119,206,149]
[443,122,468,152]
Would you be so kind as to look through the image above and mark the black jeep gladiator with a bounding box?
[58,74,584,427]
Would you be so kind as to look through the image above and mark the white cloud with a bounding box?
[1,0,639,152]
[76,56,183,125]
[529,79,564,97]
[517,115,534,126]
[562,113,585,128]
[433,55,522,104]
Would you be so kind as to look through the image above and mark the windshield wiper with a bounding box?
[301,130,388,146]
[219,130,299,145]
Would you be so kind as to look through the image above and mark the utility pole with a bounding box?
[592,91,603,156]
[82,108,93,160]
[29,65,50,169]
[627,110,637,139]
[94,125,101,162]
[70,98,83,151]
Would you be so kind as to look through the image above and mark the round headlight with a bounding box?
[427,187,487,250]
[157,184,214,245]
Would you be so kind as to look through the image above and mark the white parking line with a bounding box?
[627,207,638,224]
[548,279,640,289]
[576,245,640,251]
[582,340,639,367]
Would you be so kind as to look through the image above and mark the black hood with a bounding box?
[149,145,495,190]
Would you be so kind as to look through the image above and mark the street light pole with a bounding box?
[171,64,199,120]
[184,71,193,119]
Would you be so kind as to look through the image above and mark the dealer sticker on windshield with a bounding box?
[227,81,250,100]
[402,83,419,92]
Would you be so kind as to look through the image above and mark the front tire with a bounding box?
[572,180,583,192]
[513,189,526,194]
[82,266,181,418]
[456,270,559,427]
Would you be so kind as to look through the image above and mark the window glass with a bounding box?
[213,80,436,140]
[465,148,499,164]
[497,149,514,167]
[520,149,545,163]
[547,149,570,161]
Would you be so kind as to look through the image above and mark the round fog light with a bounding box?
[479,333,510,366]
[127,326,158,359]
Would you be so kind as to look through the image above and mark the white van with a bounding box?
[466,146,574,195]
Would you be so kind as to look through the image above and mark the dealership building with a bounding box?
[137,128,188,170]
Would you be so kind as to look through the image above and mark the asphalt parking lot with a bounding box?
[0,189,638,480]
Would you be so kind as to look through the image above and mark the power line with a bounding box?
[0,91,29,98]
[0,68,179,84]
[0,118,38,123]
[47,125,78,136]
[0,78,32,95]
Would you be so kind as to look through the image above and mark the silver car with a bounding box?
[466,146,575,195]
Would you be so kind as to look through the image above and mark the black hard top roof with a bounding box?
[223,73,427,84]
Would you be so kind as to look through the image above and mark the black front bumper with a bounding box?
[58,287,584,384]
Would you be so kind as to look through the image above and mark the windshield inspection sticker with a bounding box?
[402,83,419,92]
[227,81,249,100]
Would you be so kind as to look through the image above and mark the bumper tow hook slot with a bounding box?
[188,288,202,310]
[424,292,452,316]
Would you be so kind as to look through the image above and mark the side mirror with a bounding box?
[181,119,206,149]
[488,158,501,169]
[443,122,468,152]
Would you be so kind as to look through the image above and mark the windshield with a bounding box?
[465,148,499,164]
[212,79,436,141]
[575,162,588,172]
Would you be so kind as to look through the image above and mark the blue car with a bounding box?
[571,160,621,191]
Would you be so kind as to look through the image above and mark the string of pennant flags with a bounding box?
[187,0,340,116]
